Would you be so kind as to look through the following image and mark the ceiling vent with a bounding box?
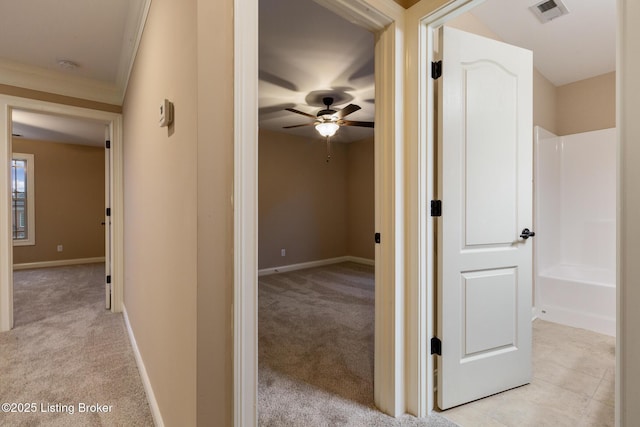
[529,0,570,23]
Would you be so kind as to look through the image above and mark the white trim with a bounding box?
[532,306,538,321]
[372,7,407,417]
[235,0,405,423]
[0,102,13,330]
[0,59,122,106]
[10,152,35,246]
[109,113,125,313]
[116,0,152,102]
[616,2,624,426]
[122,306,165,427]
[13,257,106,271]
[404,0,486,417]
[234,0,259,425]
[0,94,123,332]
[0,0,151,105]
[258,256,375,277]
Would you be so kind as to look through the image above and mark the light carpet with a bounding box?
[0,264,154,426]
[258,262,459,427]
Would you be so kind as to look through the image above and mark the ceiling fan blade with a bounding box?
[283,123,315,129]
[341,120,374,128]
[285,108,316,119]
[335,104,361,119]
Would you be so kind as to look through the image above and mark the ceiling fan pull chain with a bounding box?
[326,137,332,162]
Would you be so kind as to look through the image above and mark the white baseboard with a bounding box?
[122,306,165,427]
[258,255,374,276]
[13,257,106,271]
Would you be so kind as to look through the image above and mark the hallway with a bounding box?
[0,264,153,426]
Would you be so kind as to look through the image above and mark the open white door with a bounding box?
[435,27,533,409]
[104,127,111,310]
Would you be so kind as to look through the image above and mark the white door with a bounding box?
[436,27,533,410]
[104,127,111,310]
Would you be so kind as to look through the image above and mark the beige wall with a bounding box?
[122,0,233,423]
[122,0,199,424]
[12,138,104,264]
[347,137,375,259]
[258,130,374,269]
[556,72,616,135]
[194,0,234,424]
[533,69,558,134]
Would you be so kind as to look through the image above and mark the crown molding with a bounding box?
[116,0,153,101]
[0,0,152,107]
[0,59,121,105]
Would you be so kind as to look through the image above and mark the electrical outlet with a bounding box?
[281,248,286,257]
[57,245,63,252]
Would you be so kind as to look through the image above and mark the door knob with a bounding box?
[520,228,535,239]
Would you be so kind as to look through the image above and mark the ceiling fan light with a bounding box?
[316,122,339,137]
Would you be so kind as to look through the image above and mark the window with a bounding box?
[12,153,35,246]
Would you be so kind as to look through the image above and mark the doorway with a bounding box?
[234,0,405,422]
[10,109,110,326]
[258,0,377,421]
[0,95,123,332]
[423,2,615,420]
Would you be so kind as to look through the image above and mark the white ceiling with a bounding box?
[0,0,616,145]
[12,110,108,147]
[471,0,616,86]
[0,0,148,145]
[0,0,147,91]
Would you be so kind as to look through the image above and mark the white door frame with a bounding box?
[403,0,486,416]
[0,95,124,331]
[406,0,622,422]
[233,0,406,424]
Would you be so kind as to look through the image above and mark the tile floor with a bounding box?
[438,319,616,427]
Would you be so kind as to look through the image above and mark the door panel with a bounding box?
[436,26,533,410]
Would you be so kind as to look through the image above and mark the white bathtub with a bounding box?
[536,263,616,336]
[535,127,616,337]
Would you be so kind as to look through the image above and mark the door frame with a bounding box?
[0,95,124,331]
[233,0,406,423]
[407,0,622,421]
[403,0,486,416]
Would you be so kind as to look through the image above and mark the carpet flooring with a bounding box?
[0,264,154,426]
[258,262,458,427]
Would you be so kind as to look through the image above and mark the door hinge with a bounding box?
[106,275,111,284]
[105,140,111,149]
[432,60,442,80]
[374,232,381,244]
[431,337,442,355]
[106,207,111,217]
[431,200,442,217]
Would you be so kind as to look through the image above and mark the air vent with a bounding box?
[529,0,569,23]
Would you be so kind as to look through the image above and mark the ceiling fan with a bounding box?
[283,97,374,138]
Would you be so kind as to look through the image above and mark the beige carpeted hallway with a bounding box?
[0,263,153,426]
[258,262,458,426]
